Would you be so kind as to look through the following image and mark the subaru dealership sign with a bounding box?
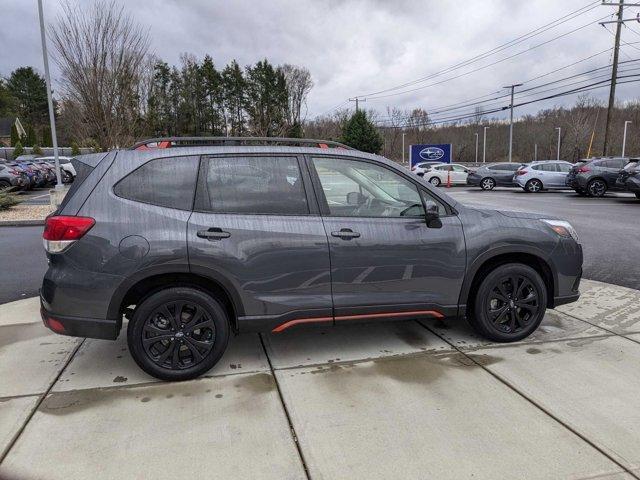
[410,144,452,166]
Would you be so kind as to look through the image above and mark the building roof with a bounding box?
[0,117,25,138]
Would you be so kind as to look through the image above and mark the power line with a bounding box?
[358,1,602,98]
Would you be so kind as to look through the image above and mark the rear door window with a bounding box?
[114,156,199,210]
[195,156,309,215]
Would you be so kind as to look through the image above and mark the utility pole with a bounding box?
[402,132,406,164]
[534,143,538,162]
[556,127,562,161]
[622,120,632,157]
[601,0,625,156]
[474,132,479,163]
[37,0,63,189]
[348,97,366,112]
[503,83,523,163]
[483,126,489,163]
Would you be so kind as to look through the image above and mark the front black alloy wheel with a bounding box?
[480,177,496,190]
[128,287,229,381]
[470,263,547,342]
[587,179,607,197]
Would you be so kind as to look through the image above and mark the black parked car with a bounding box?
[467,163,522,190]
[565,157,629,197]
[615,159,640,199]
[40,137,583,381]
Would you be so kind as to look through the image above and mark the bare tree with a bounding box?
[50,1,151,149]
[280,64,313,134]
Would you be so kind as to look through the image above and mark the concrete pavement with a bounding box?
[1,279,640,479]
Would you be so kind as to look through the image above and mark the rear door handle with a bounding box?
[197,228,231,240]
[331,228,361,240]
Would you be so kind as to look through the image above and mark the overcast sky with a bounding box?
[1,0,638,123]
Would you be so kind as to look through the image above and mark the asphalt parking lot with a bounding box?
[1,279,640,479]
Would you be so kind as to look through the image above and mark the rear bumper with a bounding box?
[466,175,481,186]
[40,297,119,340]
[625,176,640,193]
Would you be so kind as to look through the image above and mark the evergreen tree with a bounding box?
[41,125,52,147]
[222,60,247,136]
[7,67,49,128]
[0,79,17,117]
[245,59,288,136]
[340,110,383,154]
[24,124,36,147]
[32,144,43,155]
[200,55,225,135]
[13,141,24,157]
[10,124,21,146]
[71,142,81,156]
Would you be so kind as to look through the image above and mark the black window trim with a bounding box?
[192,153,318,217]
[112,154,200,212]
[304,153,456,219]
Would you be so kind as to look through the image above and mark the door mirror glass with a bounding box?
[425,200,440,217]
[346,191,366,205]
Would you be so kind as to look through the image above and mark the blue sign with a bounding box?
[410,144,452,167]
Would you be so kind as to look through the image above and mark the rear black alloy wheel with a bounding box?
[525,179,543,193]
[587,179,607,197]
[480,178,496,190]
[470,263,547,342]
[429,176,441,186]
[128,287,229,381]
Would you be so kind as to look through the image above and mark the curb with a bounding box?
[0,220,45,227]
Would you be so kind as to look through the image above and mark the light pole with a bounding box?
[622,120,632,157]
[556,127,561,161]
[37,0,62,189]
[534,143,538,162]
[474,132,479,163]
[402,132,406,165]
[504,83,523,163]
[482,126,489,163]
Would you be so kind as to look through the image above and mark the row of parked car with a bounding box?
[0,155,76,190]
[411,157,640,198]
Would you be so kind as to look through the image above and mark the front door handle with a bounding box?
[331,228,361,240]
[197,228,231,240]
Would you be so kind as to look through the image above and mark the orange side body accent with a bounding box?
[271,310,443,333]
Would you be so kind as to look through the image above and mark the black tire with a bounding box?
[0,180,11,190]
[127,287,230,381]
[468,263,547,342]
[587,178,607,197]
[429,176,441,187]
[480,177,496,190]
[525,179,543,193]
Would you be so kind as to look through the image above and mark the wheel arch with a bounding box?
[108,269,243,332]
[459,248,556,318]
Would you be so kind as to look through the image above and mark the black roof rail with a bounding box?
[130,136,353,150]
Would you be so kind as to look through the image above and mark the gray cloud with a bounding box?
[1,0,637,121]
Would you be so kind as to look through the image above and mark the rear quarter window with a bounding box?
[113,156,199,210]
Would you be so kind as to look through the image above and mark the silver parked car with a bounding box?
[514,160,574,193]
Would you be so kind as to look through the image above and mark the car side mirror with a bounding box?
[346,191,366,205]
[424,201,442,228]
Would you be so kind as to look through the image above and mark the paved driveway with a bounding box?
[1,279,640,479]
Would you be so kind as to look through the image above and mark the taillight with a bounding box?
[43,216,95,253]
[577,166,590,173]
[515,169,527,176]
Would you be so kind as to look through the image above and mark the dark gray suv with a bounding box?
[41,137,583,381]
[566,157,629,197]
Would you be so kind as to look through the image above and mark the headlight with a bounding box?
[541,219,579,242]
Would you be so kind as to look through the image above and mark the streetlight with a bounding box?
[503,83,523,163]
[622,120,632,157]
[402,132,406,165]
[483,126,489,163]
[37,0,62,190]
[534,143,538,162]
[474,132,479,163]
[555,127,562,161]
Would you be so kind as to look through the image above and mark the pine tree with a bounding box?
[10,124,20,146]
[7,67,49,129]
[41,125,52,147]
[340,110,384,154]
[32,144,43,155]
[71,142,81,156]
[245,59,288,136]
[24,125,36,147]
[222,61,247,136]
[13,141,24,157]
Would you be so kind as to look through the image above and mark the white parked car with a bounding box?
[424,163,473,186]
[513,160,573,192]
[37,156,76,181]
[411,161,445,176]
